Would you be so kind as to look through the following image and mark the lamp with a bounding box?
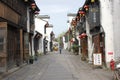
[79,11,85,16]
[31,3,36,10]
[81,33,87,38]
[84,5,89,11]
[79,34,83,39]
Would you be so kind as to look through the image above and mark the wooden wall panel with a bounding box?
[93,34,100,53]
[0,2,5,17]
[0,2,20,24]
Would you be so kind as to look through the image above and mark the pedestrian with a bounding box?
[59,46,62,54]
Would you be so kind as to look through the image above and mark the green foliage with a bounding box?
[54,38,58,42]
[71,44,80,53]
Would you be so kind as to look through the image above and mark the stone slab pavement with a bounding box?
[1,50,113,80]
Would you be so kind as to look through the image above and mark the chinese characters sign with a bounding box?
[93,53,102,66]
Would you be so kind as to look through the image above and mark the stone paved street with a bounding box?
[1,50,113,80]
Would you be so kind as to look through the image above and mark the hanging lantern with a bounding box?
[31,3,36,10]
[91,0,95,3]
[79,35,83,39]
[84,5,89,11]
[79,11,85,16]
[81,33,87,38]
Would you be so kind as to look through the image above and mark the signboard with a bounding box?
[93,53,102,66]
[108,52,113,55]
[87,5,100,29]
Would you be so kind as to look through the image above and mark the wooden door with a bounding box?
[0,22,7,72]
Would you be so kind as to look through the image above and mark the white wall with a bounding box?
[35,17,49,53]
[46,27,53,51]
[63,36,67,49]
[100,0,114,64]
[113,1,120,59]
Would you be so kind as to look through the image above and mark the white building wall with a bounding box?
[35,16,49,53]
[113,1,120,59]
[63,36,67,49]
[100,0,114,66]
[38,38,43,54]
[27,7,30,33]
[46,27,53,51]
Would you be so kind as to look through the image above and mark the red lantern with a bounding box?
[81,33,87,38]
[31,3,36,10]
[79,35,83,39]
[79,11,85,16]
[84,5,89,11]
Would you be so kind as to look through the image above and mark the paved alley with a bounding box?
[1,50,112,80]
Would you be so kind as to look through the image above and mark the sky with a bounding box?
[35,0,85,37]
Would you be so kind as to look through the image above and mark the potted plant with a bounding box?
[71,44,80,55]
[29,55,34,64]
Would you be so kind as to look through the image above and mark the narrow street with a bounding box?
[2,50,112,80]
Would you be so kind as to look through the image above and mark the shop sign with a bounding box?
[108,52,113,55]
[93,53,102,66]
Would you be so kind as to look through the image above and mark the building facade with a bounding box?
[35,15,54,54]
[75,0,120,68]
[100,0,120,67]
[0,0,39,72]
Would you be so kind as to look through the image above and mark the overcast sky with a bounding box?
[35,0,85,37]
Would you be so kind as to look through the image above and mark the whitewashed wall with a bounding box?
[112,1,120,60]
[63,36,67,49]
[46,27,53,51]
[35,17,49,53]
[100,0,114,66]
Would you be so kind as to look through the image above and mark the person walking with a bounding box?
[59,46,62,54]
